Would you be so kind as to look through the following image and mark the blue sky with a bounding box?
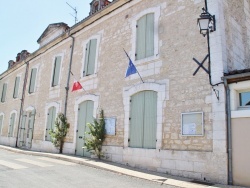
[0,0,90,74]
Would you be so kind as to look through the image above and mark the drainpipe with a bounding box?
[224,78,233,185]
[64,34,75,116]
[15,61,29,147]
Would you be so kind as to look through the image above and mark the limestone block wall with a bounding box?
[223,0,250,71]
[0,65,26,146]
[0,0,231,184]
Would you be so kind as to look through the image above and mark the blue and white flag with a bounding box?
[124,51,137,77]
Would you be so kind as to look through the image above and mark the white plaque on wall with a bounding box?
[181,112,204,136]
[105,117,116,135]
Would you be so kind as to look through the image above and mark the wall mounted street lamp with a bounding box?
[197,7,216,37]
[193,6,222,100]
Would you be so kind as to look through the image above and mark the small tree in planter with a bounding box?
[49,113,70,153]
[84,109,105,159]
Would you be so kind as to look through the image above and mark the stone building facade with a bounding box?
[0,0,249,186]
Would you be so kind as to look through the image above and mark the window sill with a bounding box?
[80,73,97,81]
[134,54,159,65]
[231,109,250,118]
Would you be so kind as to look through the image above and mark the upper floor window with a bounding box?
[239,91,250,107]
[29,68,37,94]
[1,83,7,103]
[136,13,154,60]
[52,56,62,87]
[13,77,20,98]
[83,39,97,77]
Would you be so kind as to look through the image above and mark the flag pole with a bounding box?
[70,71,89,94]
[123,49,144,83]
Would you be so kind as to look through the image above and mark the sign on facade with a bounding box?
[181,112,203,136]
[105,117,116,135]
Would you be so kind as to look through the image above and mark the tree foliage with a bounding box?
[84,109,105,159]
[49,113,70,153]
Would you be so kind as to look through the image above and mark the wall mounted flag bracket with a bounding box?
[193,54,210,76]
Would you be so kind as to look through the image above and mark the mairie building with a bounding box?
[0,0,250,186]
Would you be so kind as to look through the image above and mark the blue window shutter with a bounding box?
[29,68,37,93]
[52,56,61,86]
[13,77,20,98]
[1,83,7,102]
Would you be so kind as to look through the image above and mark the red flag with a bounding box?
[72,81,83,92]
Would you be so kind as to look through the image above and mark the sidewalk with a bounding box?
[0,145,244,188]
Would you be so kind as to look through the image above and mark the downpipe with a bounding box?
[64,34,75,116]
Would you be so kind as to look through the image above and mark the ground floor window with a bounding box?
[45,106,56,141]
[129,90,157,149]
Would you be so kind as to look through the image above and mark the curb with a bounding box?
[0,145,241,188]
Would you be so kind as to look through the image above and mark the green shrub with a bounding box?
[84,109,105,159]
[49,113,70,153]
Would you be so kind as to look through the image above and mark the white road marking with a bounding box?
[15,158,53,167]
[0,160,28,169]
[38,157,76,166]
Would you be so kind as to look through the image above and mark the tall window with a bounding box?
[29,68,37,93]
[52,56,62,87]
[0,115,3,135]
[45,106,56,141]
[136,13,154,60]
[13,77,20,98]
[1,83,7,102]
[129,91,157,149]
[83,39,97,76]
[8,113,16,137]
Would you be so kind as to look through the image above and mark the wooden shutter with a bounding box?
[51,107,56,130]
[1,83,7,102]
[145,13,154,58]
[136,13,154,60]
[143,91,157,149]
[84,39,97,76]
[83,42,90,77]
[136,15,147,60]
[9,113,16,137]
[29,68,37,93]
[27,109,36,148]
[0,115,3,135]
[87,39,97,75]
[52,56,61,86]
[84,100,94,157]
[13,77,20,98]
[76,101,87,156]
[46,107,56,141]
[129,91,157,148]
[129,92,144,148]
[19,112,27,146]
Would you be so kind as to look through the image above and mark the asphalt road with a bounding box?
[0,149,177,188]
